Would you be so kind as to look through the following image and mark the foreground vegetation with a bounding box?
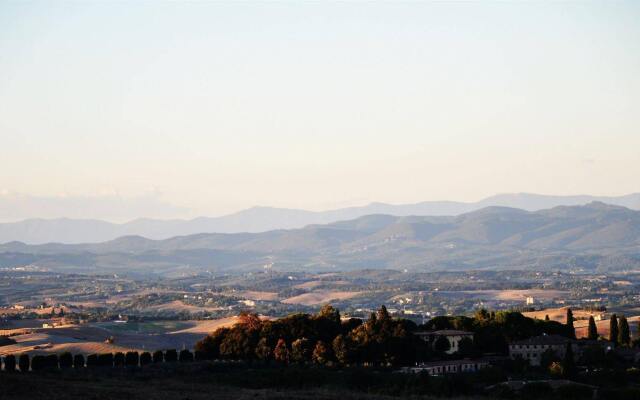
[193,305,573,366]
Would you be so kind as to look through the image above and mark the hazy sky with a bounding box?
[1,1,639,220]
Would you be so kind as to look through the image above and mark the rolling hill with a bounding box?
[1,193,639,244]
[1,202,639,274]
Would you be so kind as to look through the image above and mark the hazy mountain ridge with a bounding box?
[2,193,640,244]
[1,202,640,274]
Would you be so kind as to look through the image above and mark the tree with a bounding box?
[291,337,311,363]
[474,309,490,321]
[194,328,228,360]
[273,338,289,364]
[255,337,272,362]
[376,305,391,322]
[18,354,29,372]
[609,314,619,345]
[587,316,598,340]
[152,350,164,363]
[125,351,139,367]
[457,336,475,357]
[618,316,630,346]
[312,340,330,365]
[545,315,550,321]
[45,354,58,370]
[165,349,178,362]
[140,352,152,366]
[73,354,85,369]
[114,352,125,367]
[4,354,16,372]
[59,352,73,369]
[540,348,559,369]
[563,343,575,376]
[318,304,341,323]
[238,311,262,331]
[433,335,451,354]
[566,308,575,338]
[97,353,114,367]
[30,355,45,371]
[219,326,255,360]
[86,354,98,368]
[332,334,353,365]
[179,349,194,362]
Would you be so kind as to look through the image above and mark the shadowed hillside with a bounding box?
[1,202,639,274]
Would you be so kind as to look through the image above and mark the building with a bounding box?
[509,334,613,366]
[402,358,490,375]
[414,329,474,354]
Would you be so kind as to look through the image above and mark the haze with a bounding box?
[1,1,639,221]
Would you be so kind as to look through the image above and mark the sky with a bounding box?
[1,1,639,221]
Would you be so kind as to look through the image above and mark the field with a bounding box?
[0,317,240,357]
[523,307,640,339]
[449,289,570,302]
[282,290,361,306]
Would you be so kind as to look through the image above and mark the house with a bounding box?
[509,334,613,366]
[402,358,490,375]
[414,329,474,354]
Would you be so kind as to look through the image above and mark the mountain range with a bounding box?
[1,202,639,275]
[2,192,640,244]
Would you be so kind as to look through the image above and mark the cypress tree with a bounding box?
[566,308,575,338]
[59,352,73,369]
[563,342,575,376]
[609,314,619,345]
[545,315,550,321]
[152,350,164,363]
[618,316,630,346]
[140,352,152,366]
[4,355,16,372]
[73,354,85,369]
[587,316,598,340]
[18,354,29,372]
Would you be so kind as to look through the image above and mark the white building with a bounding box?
[402,358,490,375]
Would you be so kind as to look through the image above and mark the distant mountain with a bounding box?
[1,192,639,244]
[2,202,639,275]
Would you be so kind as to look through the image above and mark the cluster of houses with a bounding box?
[403,329,620,375]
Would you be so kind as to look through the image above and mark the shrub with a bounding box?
[73,354,85,369]
[86,354,98,368]
[179,349,193,362]
[4,354,16,372]
[59,352,73,368]
[165,349,178,362]
[98,353,114,367]
[18,354,29,372]
[125,351,139,367]
[152,350,164,363]
[45,354,59,370]
[113,352,125,367]
[140,352,152,366]
[30,355,46,371]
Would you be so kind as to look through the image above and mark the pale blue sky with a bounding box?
[1,1,639,220]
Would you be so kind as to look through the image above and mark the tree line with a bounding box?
[193,305,574,366]
[0,348,198,372]
[1,304,579,372]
